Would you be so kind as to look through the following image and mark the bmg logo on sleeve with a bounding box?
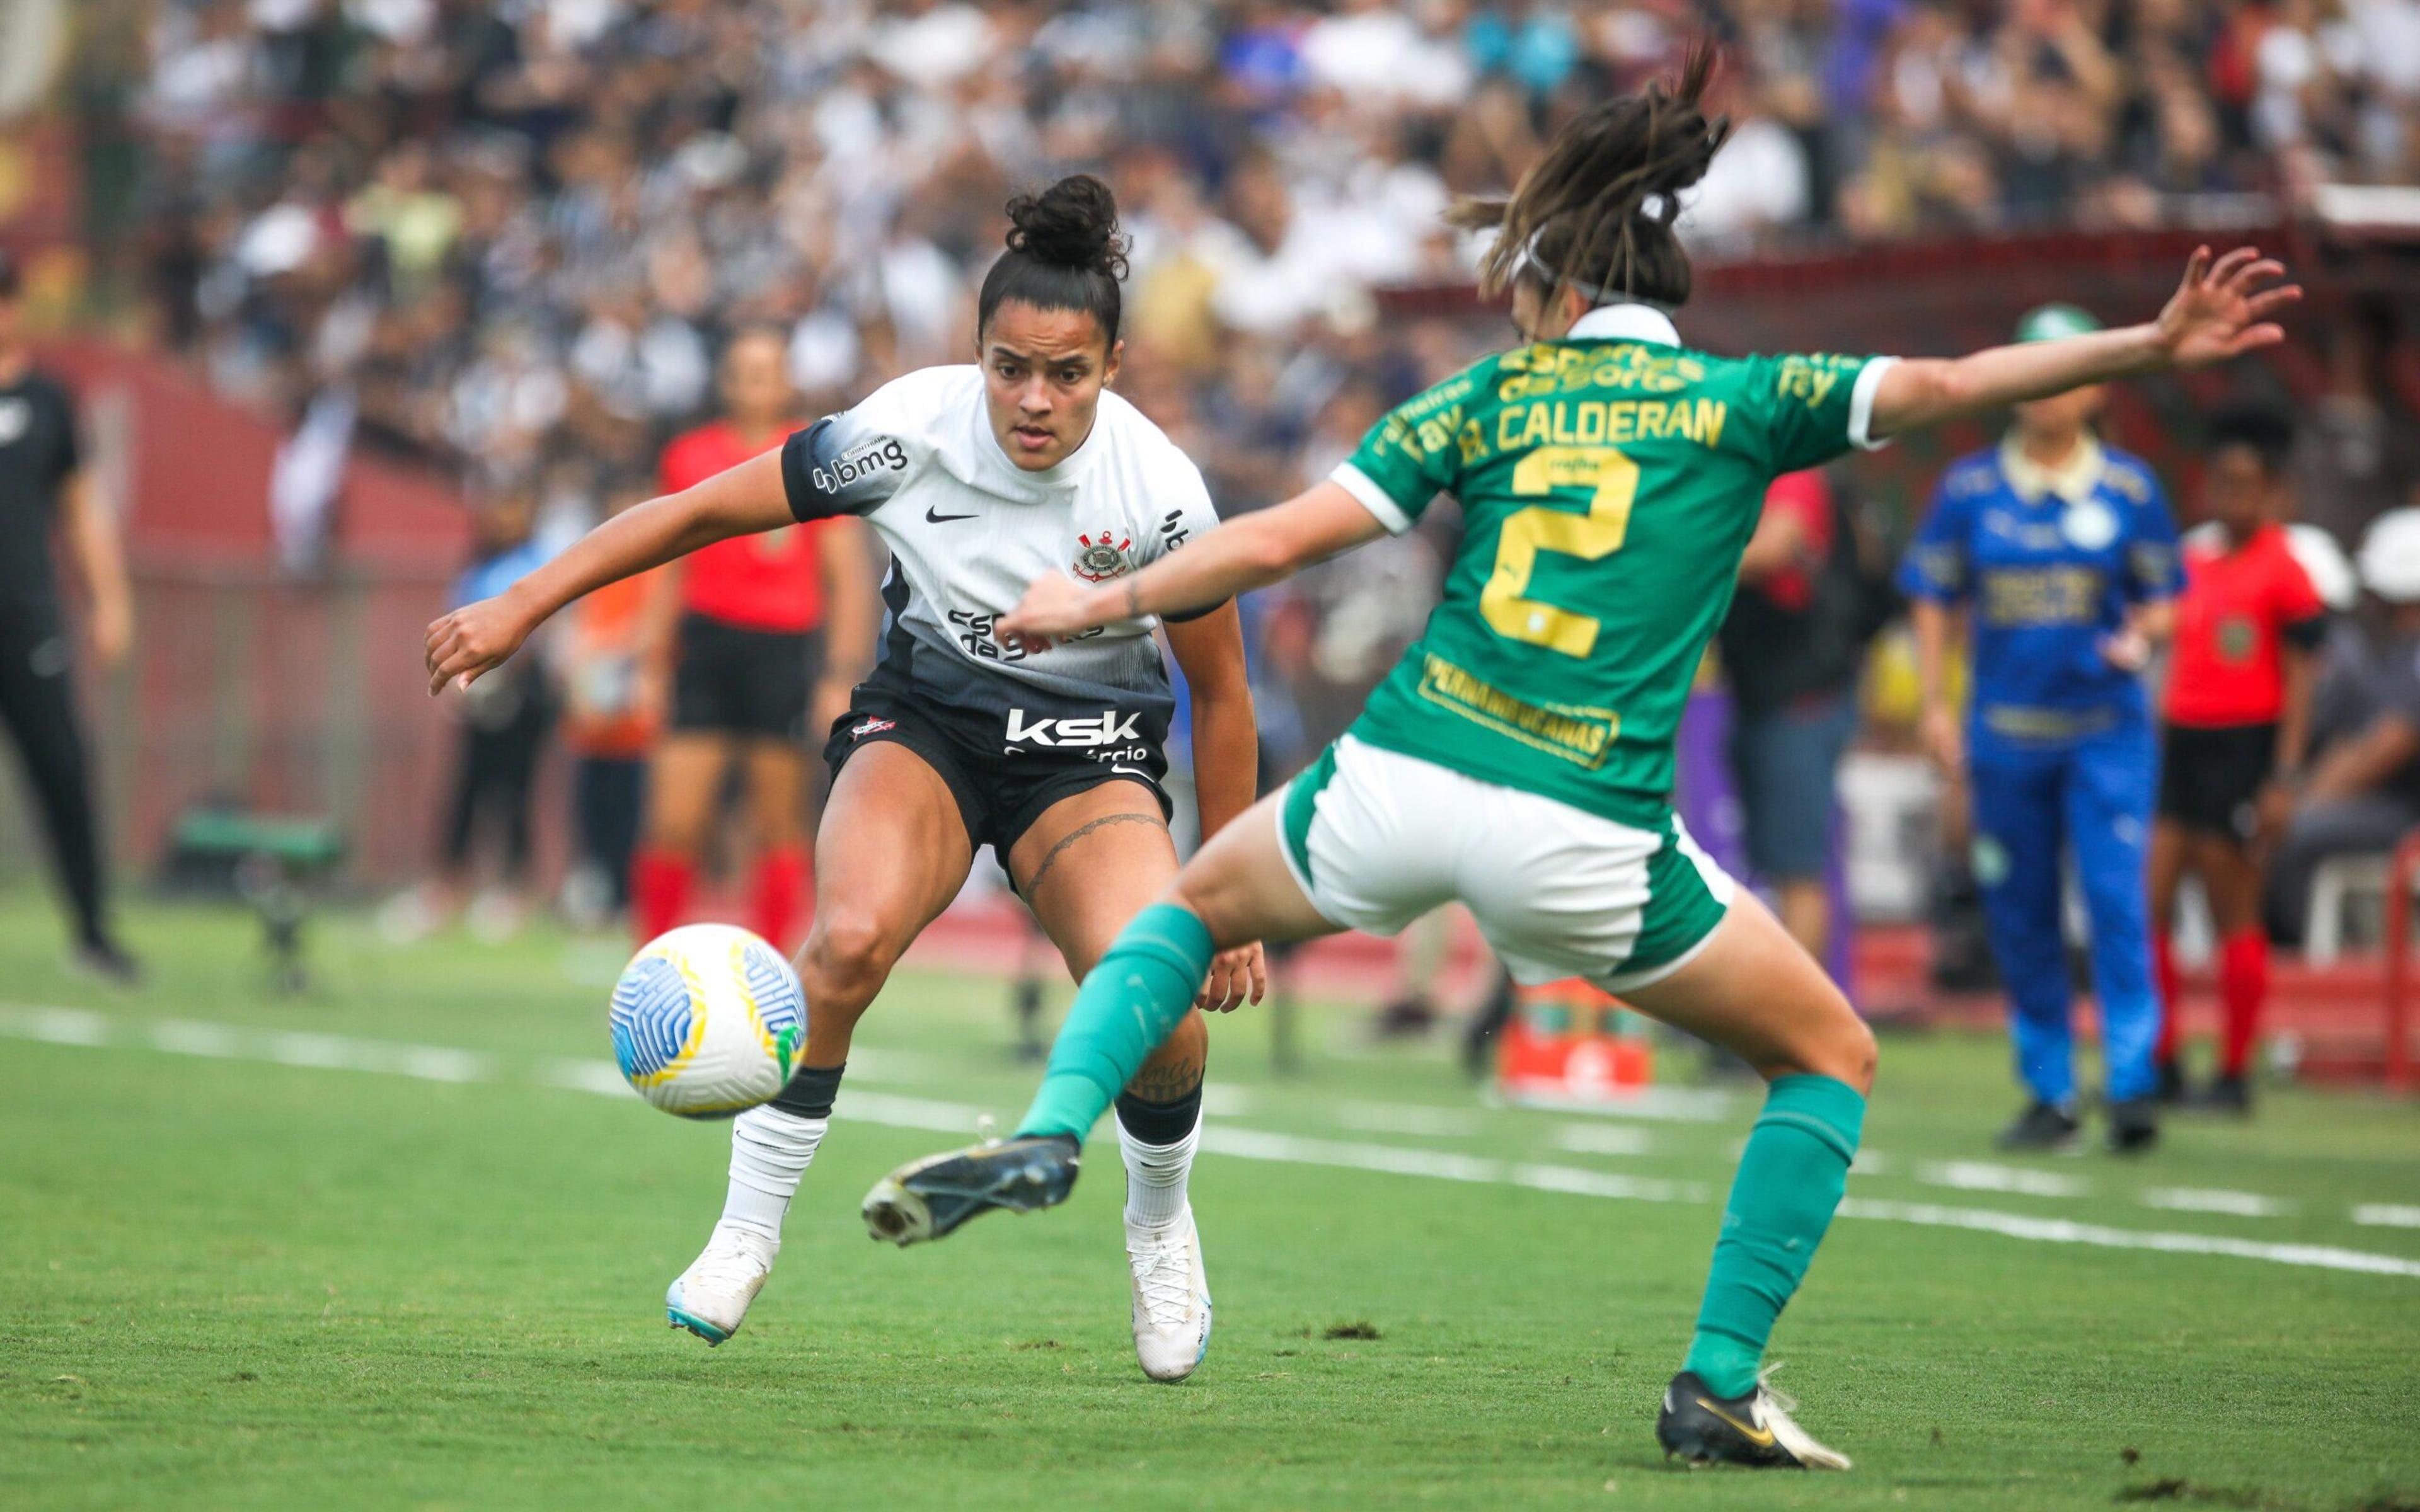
[811,436,908,496]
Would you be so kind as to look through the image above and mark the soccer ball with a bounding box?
[609,924,807,1118]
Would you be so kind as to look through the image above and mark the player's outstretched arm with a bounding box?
[424,449,793,696]
[995,480,1386,654]
[1868,246,2300,440]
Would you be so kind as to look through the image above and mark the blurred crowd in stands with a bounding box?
[38,1,2420,959]
[101,0,2420,728]
[115,0,2419,471]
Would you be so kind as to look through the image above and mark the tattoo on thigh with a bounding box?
[1023,810,1167,899]
[1126,1055,1203,1102]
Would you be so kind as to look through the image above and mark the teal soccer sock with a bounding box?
[1017,904,1213,1144]
[1682,1074,1865,1399]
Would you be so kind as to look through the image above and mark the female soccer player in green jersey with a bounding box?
[862,45,2300,1469]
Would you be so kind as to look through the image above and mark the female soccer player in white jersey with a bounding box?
[426,176,1264,1383]
[862,48,2298,1467]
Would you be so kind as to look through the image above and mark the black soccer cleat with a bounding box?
[1656,1370,1852,1470]
[2152,1058,2187,1104]
[861,1133,1080,1247]
[70,937,145,990]
[1996,1098,2082,1152]
[2106,1096,2161,1154]
[2184,1072,2251,1117]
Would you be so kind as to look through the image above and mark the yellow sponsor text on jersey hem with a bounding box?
[1415,653,1620,769]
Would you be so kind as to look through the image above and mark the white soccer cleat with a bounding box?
[664,1224,776,1346]
[1126,1206,1213,1382]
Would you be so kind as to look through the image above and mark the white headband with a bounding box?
[1517,217,1678,311]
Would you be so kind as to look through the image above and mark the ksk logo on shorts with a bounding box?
[850,716,896,738]
[1071,530,1134,583]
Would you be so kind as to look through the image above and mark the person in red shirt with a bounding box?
[630,328,874,953]
[2149,406,2327,1113]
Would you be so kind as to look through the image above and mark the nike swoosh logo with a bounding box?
[925,507,977,524]
[1696,1398,1775,1448]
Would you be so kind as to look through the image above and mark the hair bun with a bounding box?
[1004,175,1130,280]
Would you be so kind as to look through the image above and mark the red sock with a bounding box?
[2150,930,2182,1066]
[750,845,810,956]
[631,848,694,946]
[2218,927,2268,1078]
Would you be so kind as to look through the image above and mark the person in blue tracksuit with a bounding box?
[1902,304,2182,1155]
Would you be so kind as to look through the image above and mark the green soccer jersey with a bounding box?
[1332,308,1893,828]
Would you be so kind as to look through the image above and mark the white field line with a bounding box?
[2141,1188,2288,1218]
[1199,1085,1254,1117]
[7,1004,2417,1280]
[1552,1123,1655,1157]
[1836,1199,2420,1280]
[1492,1085,1734,1123]
[2354,1205,2420,1229]
[0,1004,108,1045]
[1329,1101,1485,1138]
[1917,1160,2090,1199]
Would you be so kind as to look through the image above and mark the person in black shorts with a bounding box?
[427,178,1262,1380]
[2148,408,2329,1111]
[0,253,141,983]
[626,329,873,955]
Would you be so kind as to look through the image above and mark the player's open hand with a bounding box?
[425,595,532,696]
[2155,246,2300,369]
[995,573,1103,656]
[1197,941,1268,1014]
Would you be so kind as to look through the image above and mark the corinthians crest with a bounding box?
[1071,529,1135,583]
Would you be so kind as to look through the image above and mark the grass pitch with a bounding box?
[3,898,2417,1511]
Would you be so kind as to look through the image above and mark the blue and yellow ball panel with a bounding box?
[609,952,699,1086]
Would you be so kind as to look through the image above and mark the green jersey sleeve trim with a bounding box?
[1847,355,1899,451]
[1331,461,1416,536]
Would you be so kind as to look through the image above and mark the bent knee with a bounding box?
[1778,1011,1877,1095]
[803,913,902,999]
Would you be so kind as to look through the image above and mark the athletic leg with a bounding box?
[742,739,811,955]
[0,626,120,958]
[860,786,1338,1247]
[1610,892,1870,1450]
[1008,779,1202,1163]
[2199,833,2268,1099]
[1020,786,1335,1142]
[630,734,722,944]
[668,742,973,1343]
[1009,779,1214,1381]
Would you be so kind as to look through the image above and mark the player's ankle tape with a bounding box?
[770,1062,846,1120]
[1114,1085,1202,1147]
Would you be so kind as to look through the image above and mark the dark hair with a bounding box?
[2206,403,2295,473]
[1449,42,1727,310]
[0,250,18,301]
[977,175,1131,344]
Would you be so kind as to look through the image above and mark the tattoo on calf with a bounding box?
[1022,810,1166,899]
[1126,1055,1204,1102]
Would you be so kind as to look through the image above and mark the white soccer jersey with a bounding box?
[781,364,1222,735]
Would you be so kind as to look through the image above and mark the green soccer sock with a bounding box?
[1681,1073,1866,1399]
[1017,903,1213,1145]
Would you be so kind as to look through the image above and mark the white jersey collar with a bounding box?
[1998,432,2107,506]
[1567,303,1681,346]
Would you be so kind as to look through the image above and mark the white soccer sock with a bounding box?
[718,1105,828,1245]
[1117,1108,1201,1231]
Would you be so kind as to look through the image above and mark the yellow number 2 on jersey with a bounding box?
[1482,445,1639,656]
